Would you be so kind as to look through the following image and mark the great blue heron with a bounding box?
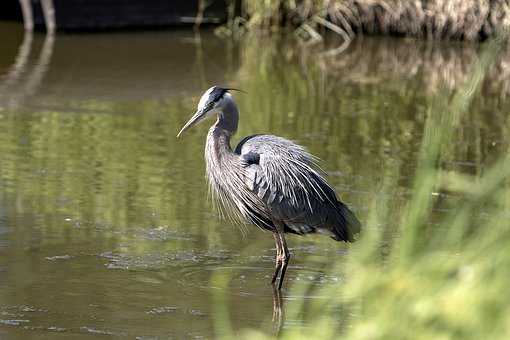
[177,86,361,290]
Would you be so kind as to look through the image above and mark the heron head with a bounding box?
[177,86,242,138]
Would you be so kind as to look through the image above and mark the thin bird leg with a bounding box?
[271,232,282,285]
[277,233,290,290]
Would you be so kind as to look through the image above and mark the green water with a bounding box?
[0,22,509,339]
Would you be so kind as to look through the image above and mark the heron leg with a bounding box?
[277,233,290,290]
[271,232,282,284]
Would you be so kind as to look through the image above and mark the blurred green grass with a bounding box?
[211,33,510,340]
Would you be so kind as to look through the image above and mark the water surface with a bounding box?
[0,22,509,338]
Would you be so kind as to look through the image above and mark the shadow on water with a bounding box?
[0,21,509,338]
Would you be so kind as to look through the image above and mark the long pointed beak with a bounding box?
[177,110,205,138]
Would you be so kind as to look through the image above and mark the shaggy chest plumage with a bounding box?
[205,126,258,224]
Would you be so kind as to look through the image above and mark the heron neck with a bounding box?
[216,97,239,135]
[206,98,239,164]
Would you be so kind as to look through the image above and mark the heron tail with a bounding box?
[331,201,361,242]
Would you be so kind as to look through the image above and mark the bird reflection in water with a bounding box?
[0,30,54,108]
[272,285,284,335]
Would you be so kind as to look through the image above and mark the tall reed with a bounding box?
[233,0,510,41]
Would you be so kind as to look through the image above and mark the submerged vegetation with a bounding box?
[223,0,510,42]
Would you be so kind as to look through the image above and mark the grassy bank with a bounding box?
[228,0,510,42]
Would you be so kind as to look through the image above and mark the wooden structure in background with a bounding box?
[3,0,230,32]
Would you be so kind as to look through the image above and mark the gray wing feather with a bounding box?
[237,135,348,235]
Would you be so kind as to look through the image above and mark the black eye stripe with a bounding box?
[203,87,228,110]
[204,102,215,112]
[211,87,227,103]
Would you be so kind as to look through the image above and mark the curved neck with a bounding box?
[206,95,239,166]
[215,95,239,135]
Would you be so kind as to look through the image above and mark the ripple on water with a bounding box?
[288,270,343,285]
[1,305,49,315]
[187,309,206,317]
[99,249,231,270]
[173,244,347,293]
[134,226,194,242]
[146,306,178,315]
[47,326,67,332]
[80,326,126,336]
[45,255,74,261]
[0,319,29,326]
[0,305,54,331]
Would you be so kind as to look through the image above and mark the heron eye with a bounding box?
[206,101,215,111]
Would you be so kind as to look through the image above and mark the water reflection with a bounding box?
[1,29,239,110]
[0,32,56,110]
[272,286,283,335]
[0,22,509,338]
[1,32,33,86]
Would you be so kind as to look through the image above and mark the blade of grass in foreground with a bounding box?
[399,34,507,261]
